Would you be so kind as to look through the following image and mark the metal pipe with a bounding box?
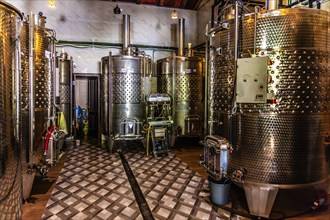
[123,14,130,55]
[204,28,208,136]
[50,33,57,110]
[172,52,177,130]
[56,40,177,51]
[187,43,194,57]
[28,13,35,162]
[284,0,309,8]
[69,56,73,137]
[266,0,279,10]
[15,19,22,145]
[234,1,239,72]
[178,18,185,56]
[108,52,112,138]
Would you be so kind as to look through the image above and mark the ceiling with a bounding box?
[111,0,206,10]
[111,0,266,10]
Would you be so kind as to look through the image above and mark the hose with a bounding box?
[43,125,56,155]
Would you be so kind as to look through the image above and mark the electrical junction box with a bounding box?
[236,57,268,103]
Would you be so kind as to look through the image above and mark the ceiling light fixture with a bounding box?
[114,5,122,14]
[48,0,56,8]
[171,9,178,19]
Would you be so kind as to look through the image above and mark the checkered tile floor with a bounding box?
[42,140,235,220]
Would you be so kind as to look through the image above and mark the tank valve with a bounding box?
[311,194,327,210]
[232,168,246,183]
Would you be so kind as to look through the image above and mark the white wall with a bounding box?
[7,0,198,73]
[323,1,330,11]
[197,0,213,45]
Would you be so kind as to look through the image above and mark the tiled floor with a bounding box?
[41,140,233,220]
[40,139,330,220]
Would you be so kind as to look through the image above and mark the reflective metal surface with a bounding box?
[157,56,203,136]
[46,34,56,124]
[101,56,110,137]
[33,16,49,156]
[0,2,22,218]
[21,21,30,167]
[101,55,151,138]
[208,8,329,185]
[59,53,73,136]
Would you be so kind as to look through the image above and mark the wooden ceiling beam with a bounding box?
[174,0,183,8]
[158,0,166,6]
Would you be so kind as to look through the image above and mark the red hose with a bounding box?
[44,126,56,155]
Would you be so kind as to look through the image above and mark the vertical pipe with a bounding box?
[123,14,130,55]
[266,0,279,10]
[172,53,177,132]
[69,56,73,137]
[234,2,239,75]
[178,18,185,56]
[204,24,209,136]
[187,43,193,57]
[108,52,112,138]
[50,31,57,110]
[15,18,21,145]
[28,13,35,160]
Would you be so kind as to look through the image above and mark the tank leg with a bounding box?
[141,138,146,149]
[243,183,279,218]
[169,135,176,148]
[108,138,115,154]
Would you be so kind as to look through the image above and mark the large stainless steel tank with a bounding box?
[20,13,53,200]
[157,56,203,137]
[0,1,22,218]
[157,18,204,142]
[101,54,150,138]
[100,14,151,151]
[59,52,73,137]
[208,6,329,217]
[33,15,49,149]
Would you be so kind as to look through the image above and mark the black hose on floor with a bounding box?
[118,151,154,220]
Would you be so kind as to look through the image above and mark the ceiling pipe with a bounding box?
[123,14,131,55]
[178,18,185,56]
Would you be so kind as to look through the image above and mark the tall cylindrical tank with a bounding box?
[0,1,22,218]
[33,15,49,149]
[157,56,204,137]
[101,54,151,138]
[45,30,57,126]
[59,52,73,137]
[208,7,329,217]
[21,13,53,200]
[100,14,151,148]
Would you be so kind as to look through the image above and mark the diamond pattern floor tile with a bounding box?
[42,140,235,220]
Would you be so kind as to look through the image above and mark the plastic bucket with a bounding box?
[208,176,231,205]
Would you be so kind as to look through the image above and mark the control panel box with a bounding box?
[236,57,268,103]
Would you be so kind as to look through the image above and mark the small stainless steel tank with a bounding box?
[100,14,151,151]
[157,18,204,143]
[207,5,329,218]
[101,54,151,150]
[59,52,73,137]
[0,1,22,218]
[157,56,204,137]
